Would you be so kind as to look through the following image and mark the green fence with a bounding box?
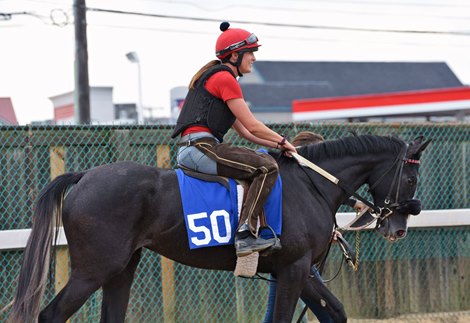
[1,123,469,322]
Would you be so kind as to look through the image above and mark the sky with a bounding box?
[1,0,470,124]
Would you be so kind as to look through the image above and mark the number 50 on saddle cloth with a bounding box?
[175,169,282,250]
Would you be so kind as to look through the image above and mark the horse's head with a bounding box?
[368,136,431,242]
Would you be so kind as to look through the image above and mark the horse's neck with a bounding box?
[317,152,390,207]
[333,155,375,186]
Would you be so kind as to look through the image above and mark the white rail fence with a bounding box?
[1,209,469,252]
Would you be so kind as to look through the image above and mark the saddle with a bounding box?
[179,167,231,189]
[178,166,269,228]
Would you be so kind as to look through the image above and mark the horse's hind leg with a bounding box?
[38,276,101,323]
[100,249,142,323]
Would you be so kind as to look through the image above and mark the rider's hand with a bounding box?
[280,141,297,157]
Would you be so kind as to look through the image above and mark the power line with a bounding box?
[23,0,70,5]
[87,22,470,48]
[3,3,469,36]
[86,7,470,36]
[291,0,470,9]
[144,0,470,10]
[136,0,470,20]
[0,11,31,20]
[0,10,68,26]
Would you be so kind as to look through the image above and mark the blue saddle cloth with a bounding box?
[175,169,282,249]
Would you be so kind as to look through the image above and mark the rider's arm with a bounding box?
[232,120,278,148]
[227,98,297,154]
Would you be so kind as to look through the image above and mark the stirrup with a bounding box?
[259,225,282,257]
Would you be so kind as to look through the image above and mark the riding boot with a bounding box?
[234,222,277,257]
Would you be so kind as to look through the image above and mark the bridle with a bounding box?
[366,143,420,227]
[367,144,407,225]
[292,142,420,226]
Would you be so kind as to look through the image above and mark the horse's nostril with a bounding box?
[396,230,406,238]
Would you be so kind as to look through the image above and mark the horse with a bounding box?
[7,134,430,323]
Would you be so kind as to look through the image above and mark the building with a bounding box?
[170,86,188,124]
[48,86,171,125]
[50,87,117,124]
[238,61,470,122]
[0,98,18,125]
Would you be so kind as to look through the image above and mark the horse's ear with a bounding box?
[407,136,432,159]
[417,139,431,153]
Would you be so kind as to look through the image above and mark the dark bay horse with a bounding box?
[7,134,429,323]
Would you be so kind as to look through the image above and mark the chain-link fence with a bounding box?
[1,123,469,322]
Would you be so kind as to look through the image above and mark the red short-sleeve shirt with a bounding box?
[205,71,243,101]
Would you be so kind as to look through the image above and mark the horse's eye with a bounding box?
[407,177,417,186]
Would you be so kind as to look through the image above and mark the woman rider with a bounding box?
[171,22,297,257]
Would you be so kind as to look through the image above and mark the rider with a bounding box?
[171,22,297,257]
[263,131,367,323]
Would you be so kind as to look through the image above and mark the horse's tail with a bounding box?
[6,172,85,323]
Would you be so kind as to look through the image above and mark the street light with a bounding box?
[126,51,144,124]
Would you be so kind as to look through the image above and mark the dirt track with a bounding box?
[309,311,470,323]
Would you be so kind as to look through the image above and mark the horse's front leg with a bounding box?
[300,275,347,323]
[272,256,311,323]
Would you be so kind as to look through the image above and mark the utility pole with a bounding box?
[125,52,145,124]
[73,0,90,124]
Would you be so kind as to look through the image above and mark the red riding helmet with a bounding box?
[215,22,261,60]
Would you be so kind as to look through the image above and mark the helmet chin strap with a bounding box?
[227,52,245,77]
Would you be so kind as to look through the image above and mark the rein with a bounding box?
[291,153,381,214]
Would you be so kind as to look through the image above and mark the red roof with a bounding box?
[0,98,18,125]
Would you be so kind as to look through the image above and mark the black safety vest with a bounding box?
[171,65,237,142]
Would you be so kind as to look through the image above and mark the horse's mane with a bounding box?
[298,134,405,162]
